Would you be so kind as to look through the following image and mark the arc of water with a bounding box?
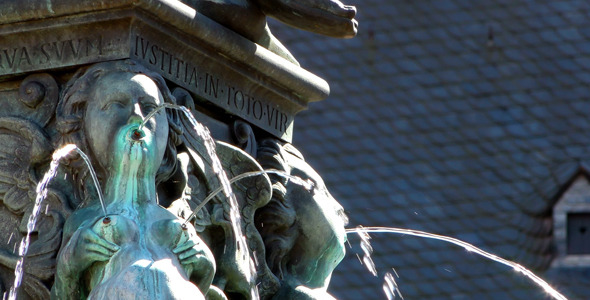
[141,104,246,240]
[182,169,313,225]
[138,103,178,133]
[6,144,105,300]
[143,104,568,300]
[346,227,568,300]
[141,104,318,299]
[141,103,260,299]
[70,146,107,217]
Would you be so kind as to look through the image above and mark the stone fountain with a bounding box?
[0,0,357,299]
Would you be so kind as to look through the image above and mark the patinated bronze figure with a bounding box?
[52,61,215,299]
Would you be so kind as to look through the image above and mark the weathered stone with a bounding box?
[0,0,332,142]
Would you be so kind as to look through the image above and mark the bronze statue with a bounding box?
[49,60,276,299]
[0,58,349,300]
[51,60,216,299]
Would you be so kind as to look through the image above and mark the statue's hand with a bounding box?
[254,0,358,38]
[173,233,215,293]
[300,0,356,18]
[58,226,120,278]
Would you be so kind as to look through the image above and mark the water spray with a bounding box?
[141,103,261,298]
[141,104,317,299]
[135,103,568,300]
[346,227,568,300]
[7,144,106,300]
[137,103,178,132]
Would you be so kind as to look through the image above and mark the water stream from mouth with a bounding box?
[141,103,260,299]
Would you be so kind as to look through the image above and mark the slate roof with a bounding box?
[268,0,590,299]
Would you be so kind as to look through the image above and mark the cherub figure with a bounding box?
[51,60,216,299]
[181,0,357,64]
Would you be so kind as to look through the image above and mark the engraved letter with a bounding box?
[205,74,219,98]
[226,85,233,105]
[86,36,103,56]
[188,67,198,88]
[149,44,158,65]
[175,58,184,79]
[40,43,52,64]
[140,37,150,59]
[18,47,32,66]
[265,104,276,127]
[234,90,245,111]
[253,100,263,120]
[280,113,288,133]
[69,39,83,58]
[159,49,169,72]
[3,48,17,68]
[53,41,67,59]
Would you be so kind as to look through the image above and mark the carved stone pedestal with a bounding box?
[0,1,352,299]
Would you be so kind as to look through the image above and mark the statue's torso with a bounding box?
[82,205,205,300]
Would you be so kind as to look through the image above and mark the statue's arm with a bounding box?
[172,226,216,294]
[51,227,85,300]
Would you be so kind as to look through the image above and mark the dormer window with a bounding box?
[567,212,590,255]
[552,174,590,267]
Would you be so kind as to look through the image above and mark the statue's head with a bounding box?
[256,139,347,289]
[57,60,182,202]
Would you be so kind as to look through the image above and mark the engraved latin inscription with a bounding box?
[0,36,103,69]
[133,35,290,134]
[134,36,221,98]
[0,47,32,69]
[226,86,289,134]
[39,38,103,64]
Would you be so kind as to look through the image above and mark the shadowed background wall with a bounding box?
[270,0,590,299]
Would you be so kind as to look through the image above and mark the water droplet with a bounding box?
[357,227,377,277]
[363,255,377,276]
[383,272,403,300]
